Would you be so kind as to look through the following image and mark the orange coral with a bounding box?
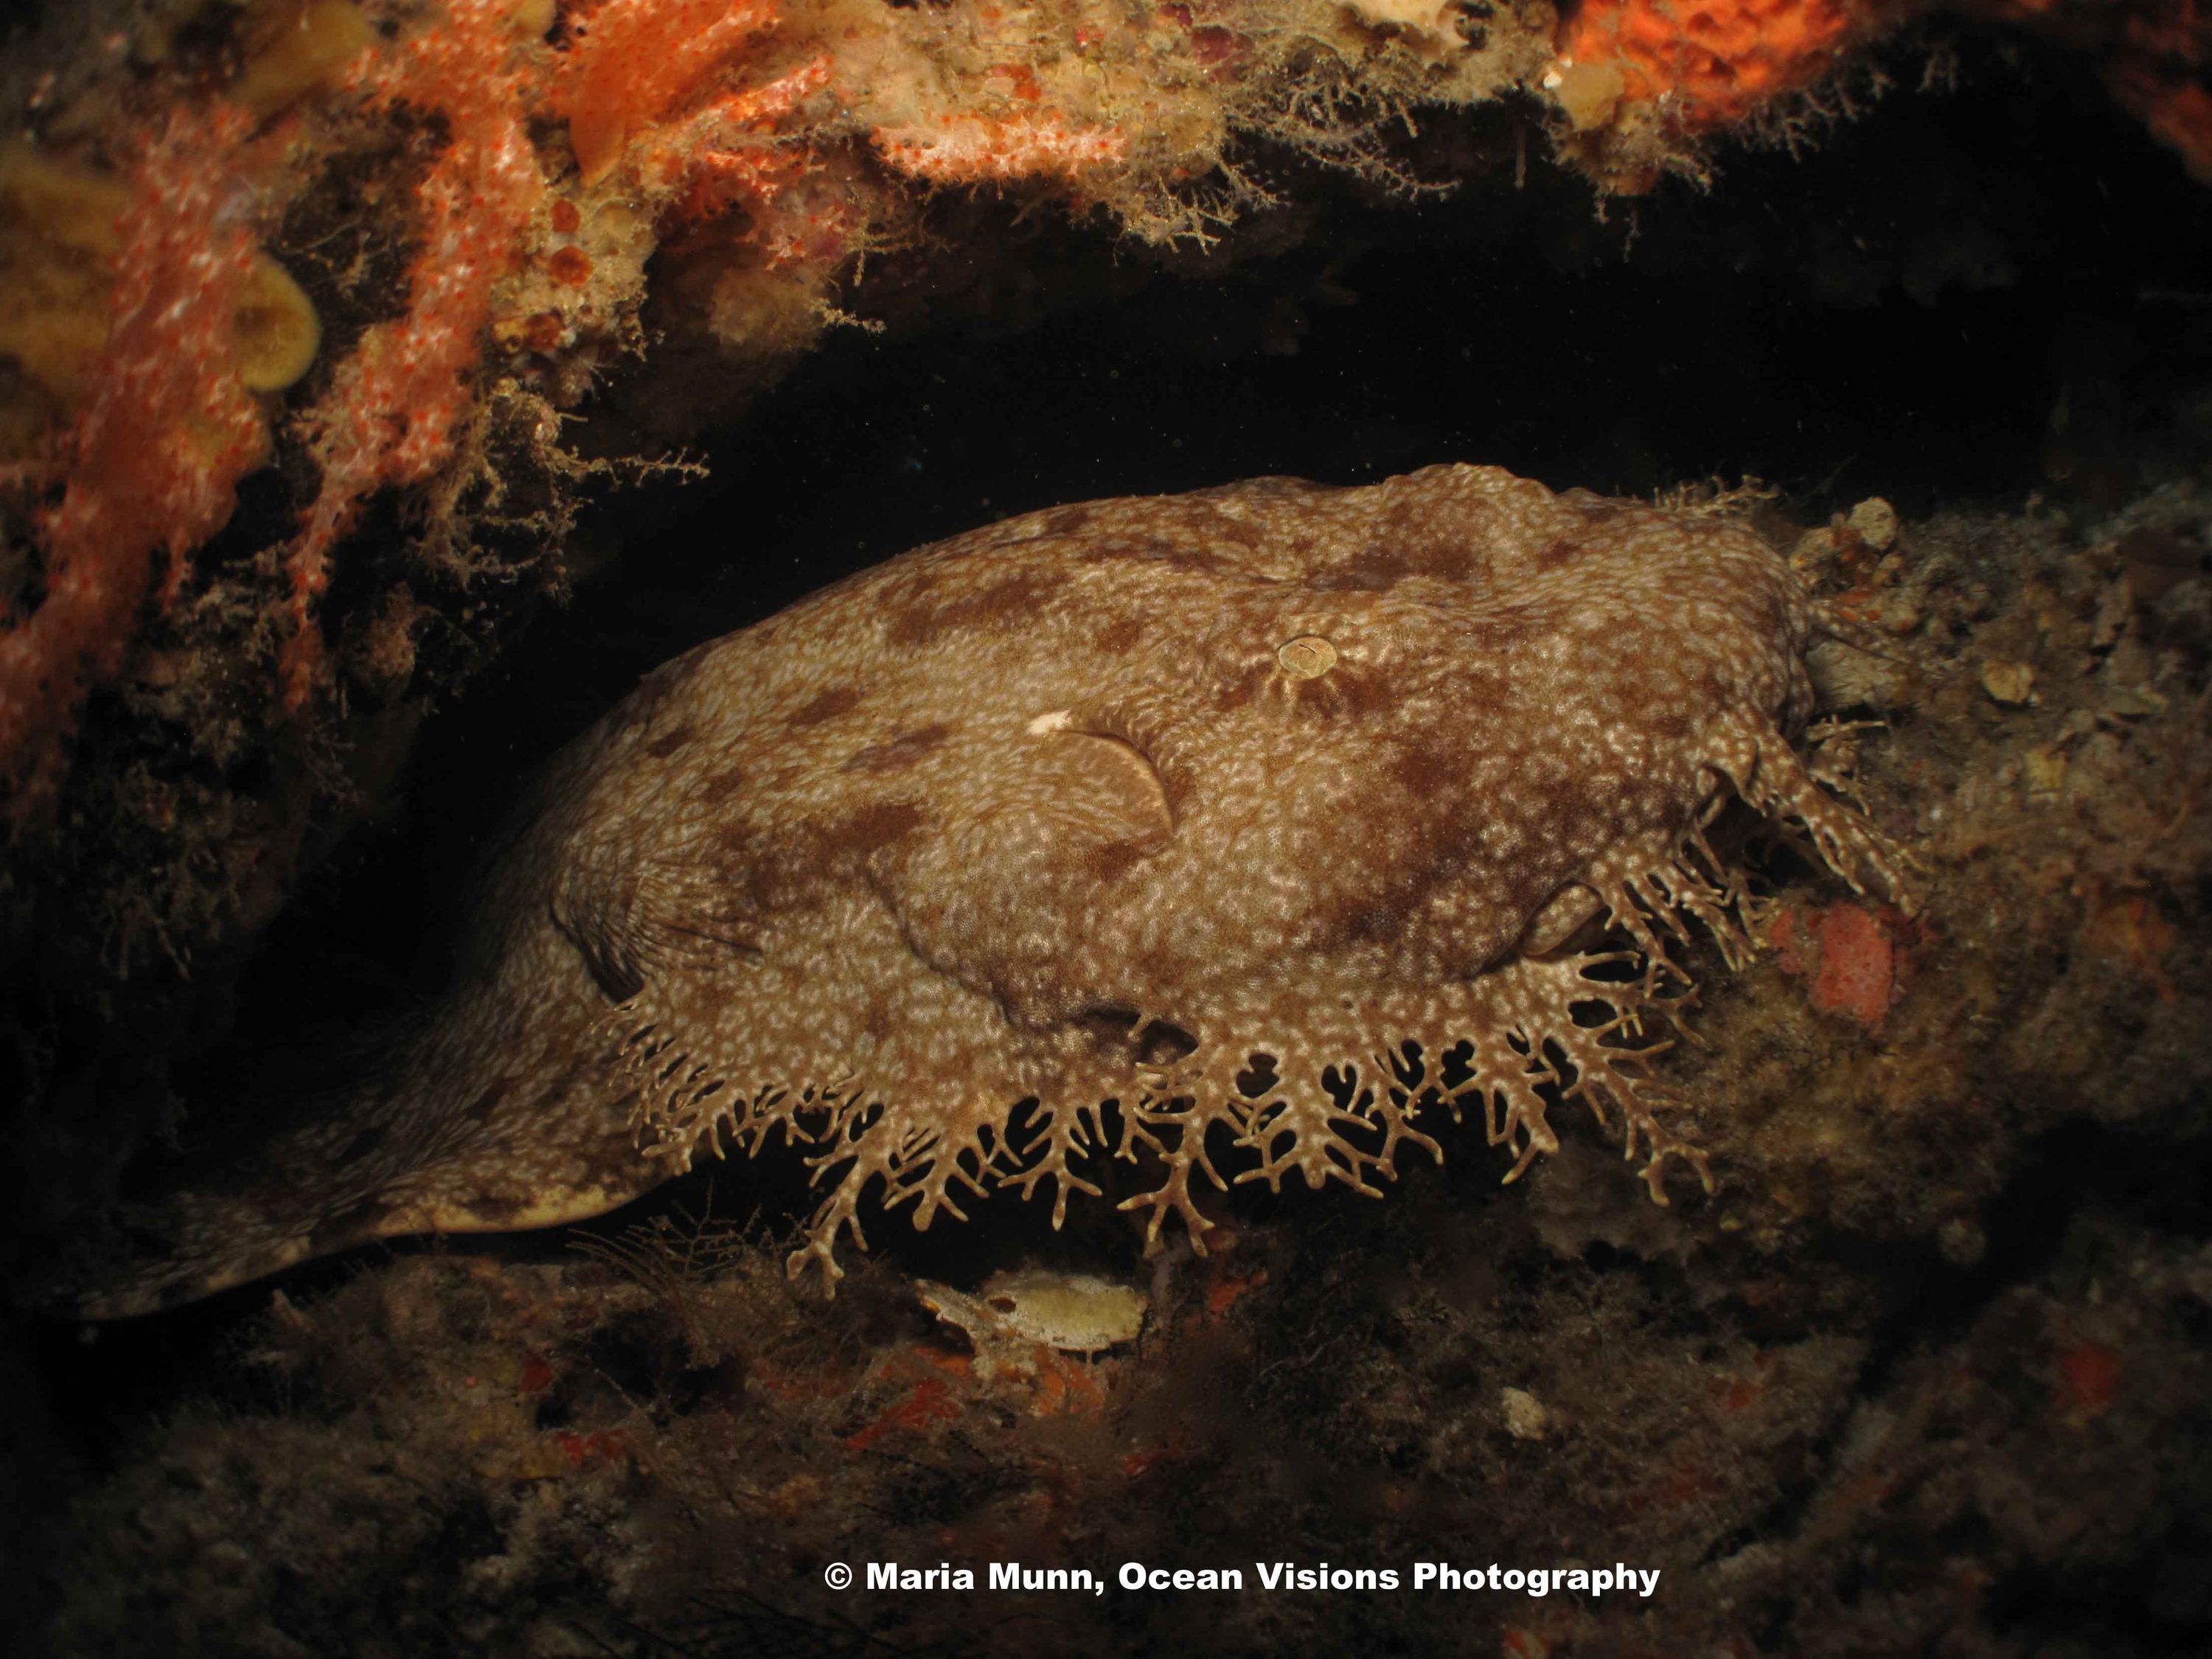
[1537,0,2212,189]
[0,109,272,804]
[634,52,839,248]
[554,0,847,268]
[10,0,2205,806]
[281,0,542,709]
[872,114,1128,184]
[281,0,860,707]
[1972,0,2212,181]
[553,0,784,186]
[2126,72,2212,180]
[1556,0,1888,131]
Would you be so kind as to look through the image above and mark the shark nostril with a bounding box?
[1276,635,1337,678]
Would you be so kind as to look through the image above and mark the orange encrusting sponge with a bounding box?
[1559,0,1877,129]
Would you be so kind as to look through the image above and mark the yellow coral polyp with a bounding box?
[0,253,114,416]
[233,0,378,118]
[0,145,129,411]
[0,142,129,258]
[233,254,322,391]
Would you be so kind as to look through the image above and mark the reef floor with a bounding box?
[9,465,2211,1658]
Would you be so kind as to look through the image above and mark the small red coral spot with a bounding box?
[551,198,582,232]
[1190,26,1242,69]
[1119,1449,1171,1482]
[1032,1353,1107,1418]
[1206,1267,1267,1318]
[2083,897,2179,1001]
[518,1355,555,1395]
[846,1377,961,1451]
[992,62,1043,102]
[1772,902,1902,1029]
[1811,903,1895,1028]
[552,1428,634,1470]
[549,245,594,286]
[1767,905,1804,974]
[2054,1340,2121,1418]
[1716,1351,1777,1413]
[522,311,566,353]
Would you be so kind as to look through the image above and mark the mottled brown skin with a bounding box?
[68,465,1906,1315]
